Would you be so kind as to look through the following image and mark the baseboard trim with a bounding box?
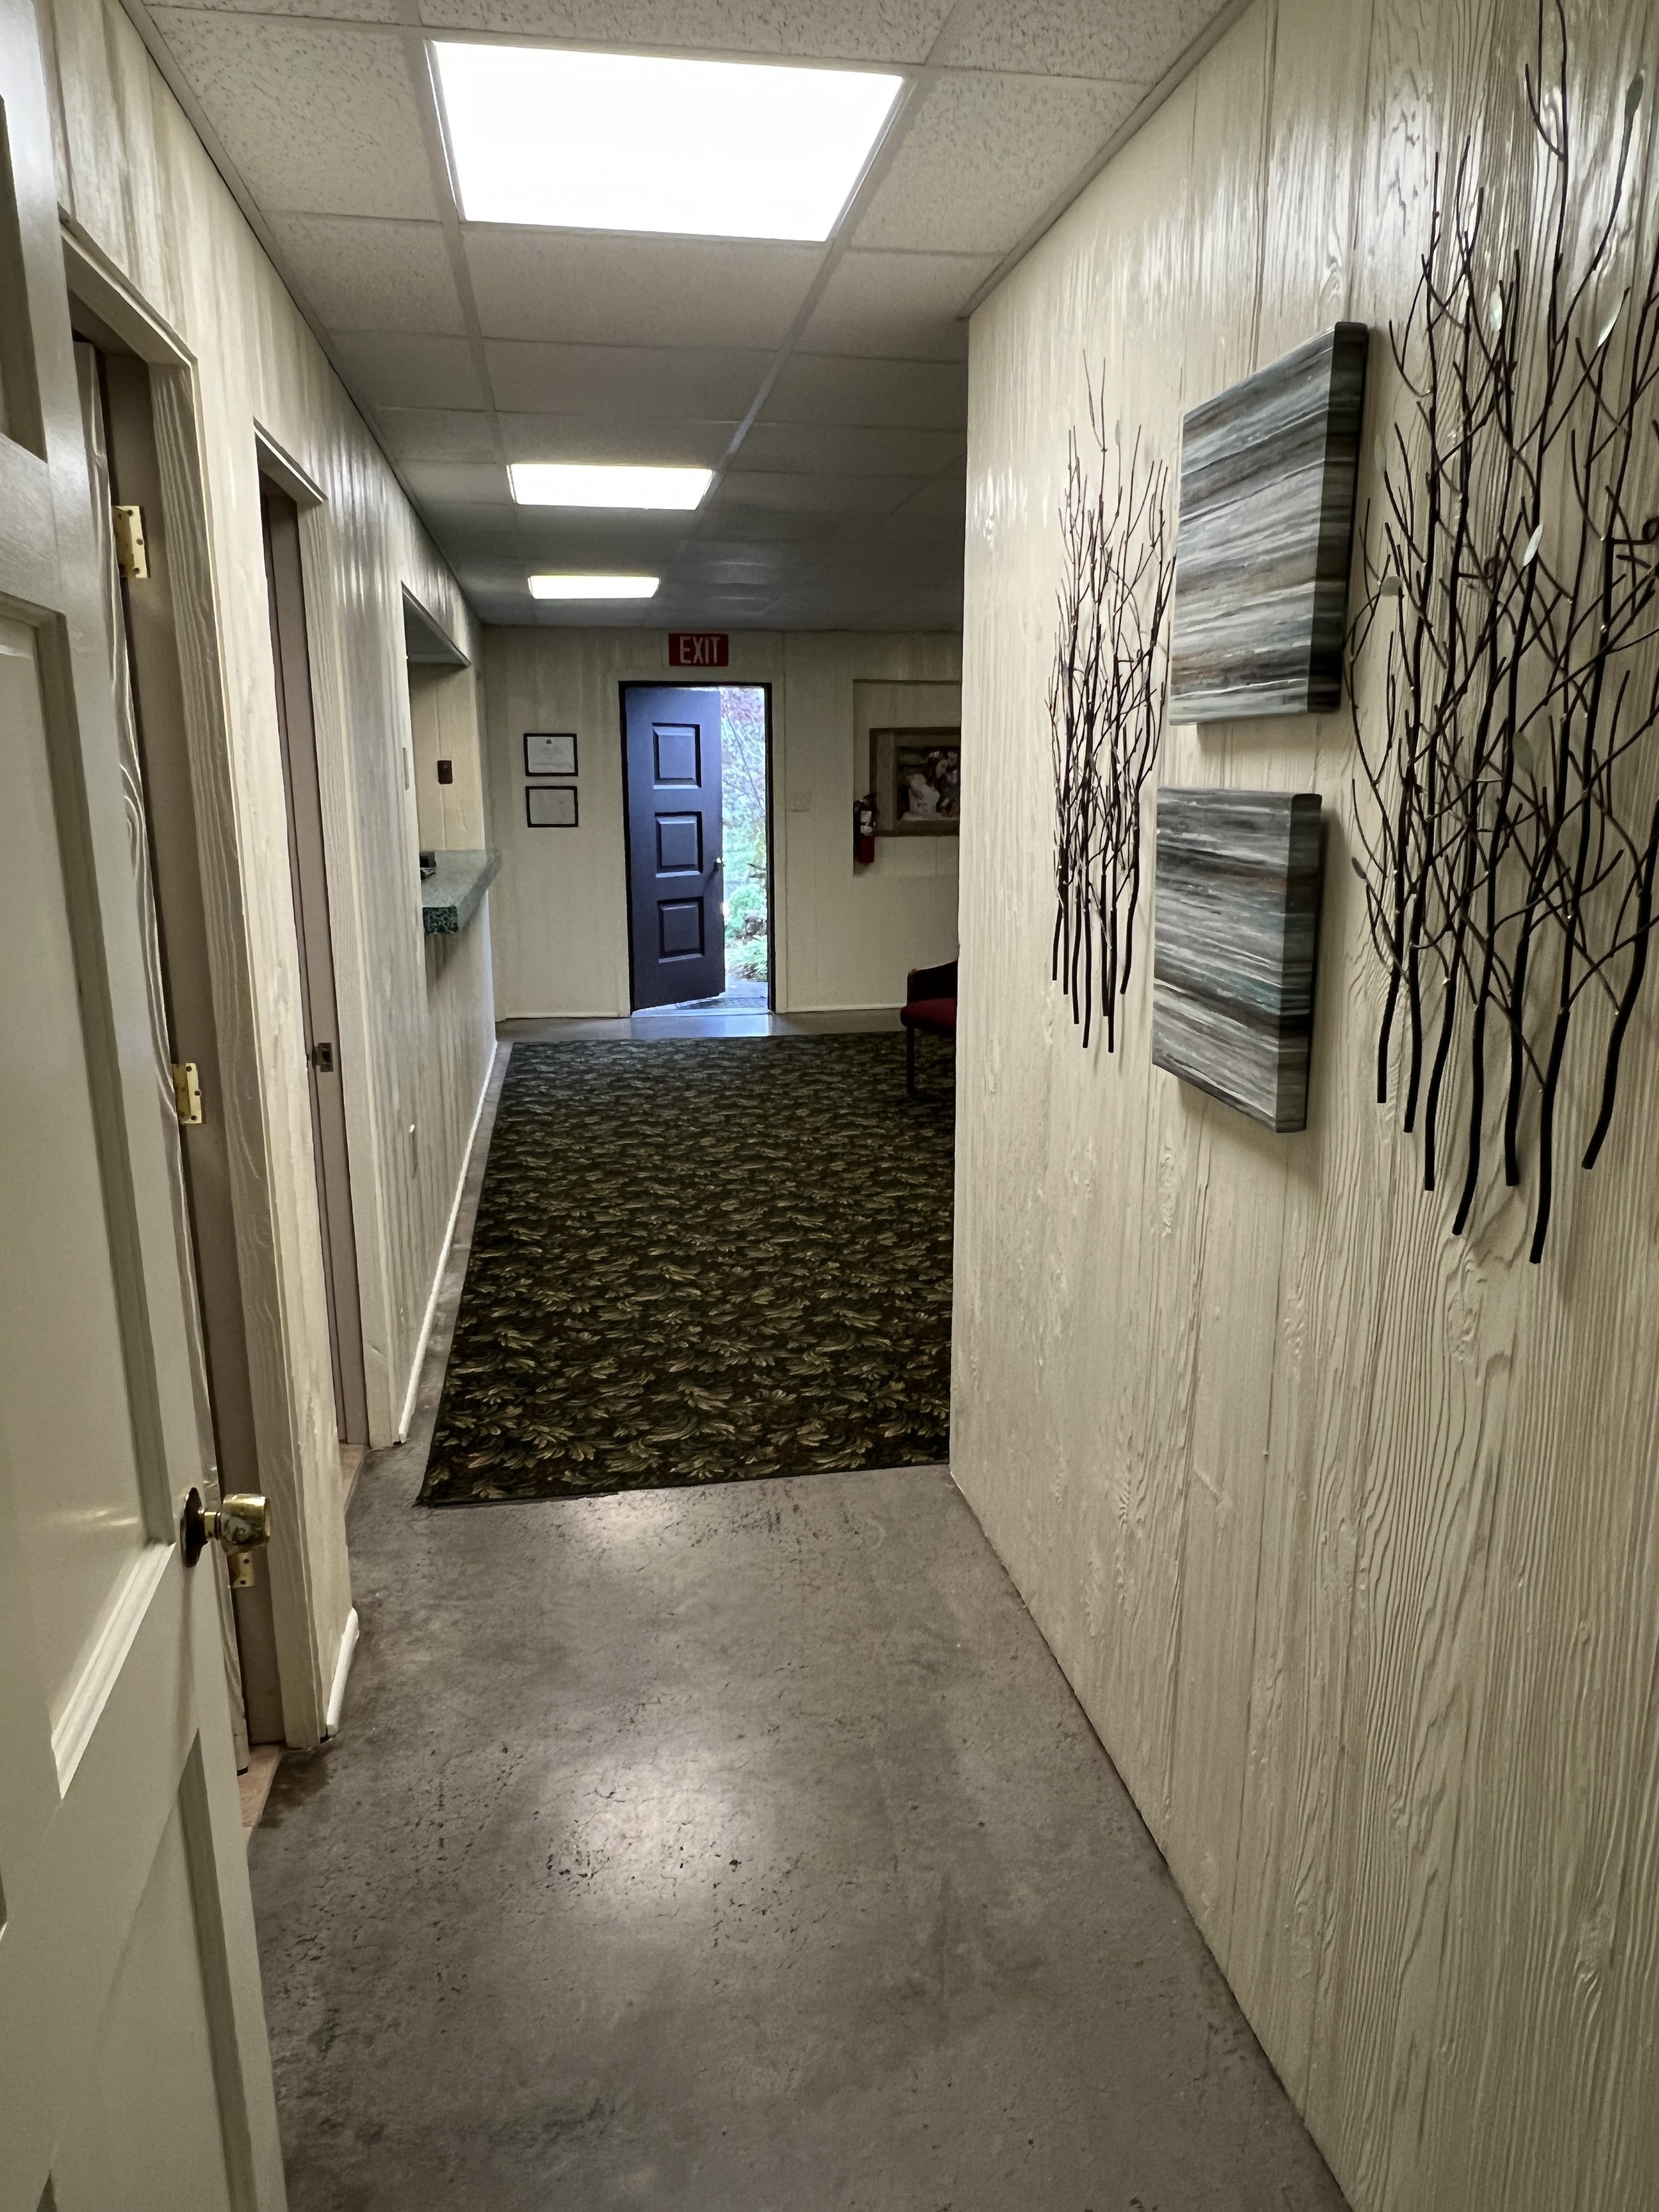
[396,1048,500,1441]
[324,1606,359,1736]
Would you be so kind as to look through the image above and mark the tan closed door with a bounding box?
[0,1,286,2205]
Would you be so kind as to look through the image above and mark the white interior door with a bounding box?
[0,1,286,2204]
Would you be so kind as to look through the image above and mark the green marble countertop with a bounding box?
[420,848,500,936]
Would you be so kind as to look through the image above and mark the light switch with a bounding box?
[788,785,813,814]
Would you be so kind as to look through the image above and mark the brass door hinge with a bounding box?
[171,1061,203,1125]
[112,504,149,580]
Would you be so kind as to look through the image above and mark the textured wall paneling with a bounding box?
[44,0,496,1732]
[956,0,1659,2206]
[482,627,962,1019]
[296,418,493,1449]
[1226,0,1376,2107]
[1147,6,1286,1958]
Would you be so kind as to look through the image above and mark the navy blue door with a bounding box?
[622,686,725,1009]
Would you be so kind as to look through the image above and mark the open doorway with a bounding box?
[620,682,772,1013]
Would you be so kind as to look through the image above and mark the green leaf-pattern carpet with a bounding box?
[419,1036,954,1504]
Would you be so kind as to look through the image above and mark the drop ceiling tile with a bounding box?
[857,504,967,546]
[711,471,926,515]
[376,408,501,462]
[763,353,968,429]
[396,460,512,505]
[330,332,487,407]
[685,506,836,544]
[670,543,790,585]
[413,0,952,64]
[759,588,886,627]
[895,471,967,516]
[950,0,1231,81]
[467,231,823,348]
[495,415,739,466]
[853,70,1145,252]
[508,516,700,562]
[150,15,438,219]
[422,502,531,548]
[656,581,778,618]
[889,585,964,627]
[484,340,770,420]
[735,422,964,475]
[795,248,995,359]
[435,510,701,563]
[268,216,463,334]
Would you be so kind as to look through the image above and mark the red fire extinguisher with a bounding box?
[854,791,878,867]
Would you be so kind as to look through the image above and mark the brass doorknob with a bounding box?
[181,1486,271,1587]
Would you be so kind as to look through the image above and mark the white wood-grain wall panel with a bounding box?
[38,0,495,1739]
[955,1,1659,2207]
[483,627,962,1016]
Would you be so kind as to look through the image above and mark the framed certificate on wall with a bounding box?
[525,731,577,777]
[526,786,579,828]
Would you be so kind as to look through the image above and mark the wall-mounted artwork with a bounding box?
[870,728,960,834]
[1151,788,1323,1132]
[525,730,577,777]
[1048,393,1176,1051]
[1168,324,1368,721]
[1350,28,1658,1262]
[526,786,578,828]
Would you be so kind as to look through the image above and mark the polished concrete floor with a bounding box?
[250,1047,1345,2211]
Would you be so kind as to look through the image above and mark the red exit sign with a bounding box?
[668,632,730,668]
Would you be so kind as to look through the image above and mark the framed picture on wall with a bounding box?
[526,785,578,828]
[525,730,577,777]
[870,727,962,835]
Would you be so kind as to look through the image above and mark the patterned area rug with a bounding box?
[419,1035,954,1505]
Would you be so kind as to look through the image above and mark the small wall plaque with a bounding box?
[526,786,578,828]
[525,731,577,777]
[1152,788,1323,1132]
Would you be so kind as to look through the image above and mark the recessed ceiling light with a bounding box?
[510,463,713,510]
[433,42,902,241]
[529,573,660,600]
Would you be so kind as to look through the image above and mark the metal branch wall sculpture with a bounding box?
[1048,387,1176,1050]
[1350,1,1659,1260]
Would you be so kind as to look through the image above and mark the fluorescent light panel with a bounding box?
[433,42,902,240]
[530,573,660,600]
[510,463,712,510]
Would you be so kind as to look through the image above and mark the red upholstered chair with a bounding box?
[900,958,958,1099]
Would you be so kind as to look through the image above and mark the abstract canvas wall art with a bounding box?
[1168,324,1368,721]
[1152,789,1324,1132]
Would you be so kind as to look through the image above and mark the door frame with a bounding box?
[259,475,371,1451]
[60,229,349,1750]
[616,678,776,1011]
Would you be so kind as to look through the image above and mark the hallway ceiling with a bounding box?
[127,0,1242,628]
